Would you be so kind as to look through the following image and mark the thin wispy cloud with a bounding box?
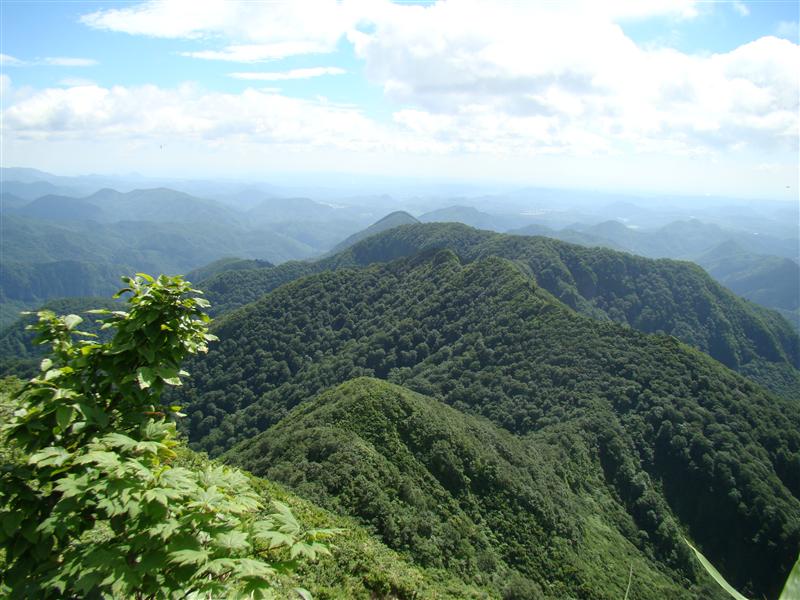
[0,54,98,67]
[732,1,750,17]
[229,67,346,81]
[0,54,25,67]
[42,57,98,67]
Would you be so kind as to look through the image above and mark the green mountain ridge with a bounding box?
[329,211,419,254]
[228,376,729,599]
[177,247,800,597]
[196,222,799,397]
[510,220,800,323]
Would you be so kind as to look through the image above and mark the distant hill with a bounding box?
[0,180,84,200]
[695,240,800,311]
[510,223,624,250]
[418,205,506,231]
[577,218,798,260]
[185,257,274,282]
[84,187,240,224]
[329,211,419,254]
[16,194,107,222]
[247,197,337,224]
[0,193,30,211]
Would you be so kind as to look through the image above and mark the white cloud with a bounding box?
[1,83,393,151]
[58,78,96,87]
[83,0,352,61]
[346,3,799,155]
[16,0,796,161]
[0,54,25,67]
[42,57,98,67]
[229,67,346,81]
[732,1,750,17]
[0,54,97,67]
[0,74,10,97]
[182,42,332,62]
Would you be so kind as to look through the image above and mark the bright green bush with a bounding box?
[0,274,336,599]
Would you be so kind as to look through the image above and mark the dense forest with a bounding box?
[173,248,799,598]
[193,223,799,398]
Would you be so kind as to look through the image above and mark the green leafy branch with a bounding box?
[0,274,339,599]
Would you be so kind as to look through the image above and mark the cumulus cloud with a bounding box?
[347,3,799,155]
[11,0,797,159]
[229,67,346,81]
[1,83,386,150]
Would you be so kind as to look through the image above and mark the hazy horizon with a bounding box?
[2,1,798,201]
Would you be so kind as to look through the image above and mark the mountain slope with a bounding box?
[179,249,800,598]
[329,211,419,254]
[196,223,799,396]
[229,377,727,600]
[695,240,800,312]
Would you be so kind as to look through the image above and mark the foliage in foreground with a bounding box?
[0,274,336,599]
[686,539,799,600]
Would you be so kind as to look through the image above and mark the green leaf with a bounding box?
[29,446,71,468]
[685,538,750,600]
[40,357,53,371]
[1,512,24,537]
[214,531,250,552]
[169,548,209,566]
[780,556,800,600]
[137,367,156,389]
[294,588,313,600]
[63,314,83,330]
[55,405,74,430]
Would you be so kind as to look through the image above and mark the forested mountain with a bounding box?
[329,211,419,254]
[695,241,800,318]
[511,220,800,326]
[195,222,799,397]
[230,377,731,599]
[185,257,274,283]
[0,213,310,316]
[176,249,799,598]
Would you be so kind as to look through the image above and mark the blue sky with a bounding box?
[1,0,798,199]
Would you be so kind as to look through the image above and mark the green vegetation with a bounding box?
[0,275,335,599]
[328,211,418,255]
[0,297,119,375]
[230,377,729,599]
[177,248,800,598]
[195,222,799,397]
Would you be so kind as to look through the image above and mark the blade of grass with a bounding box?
[683,538,750,600]
[779,556,799,600]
